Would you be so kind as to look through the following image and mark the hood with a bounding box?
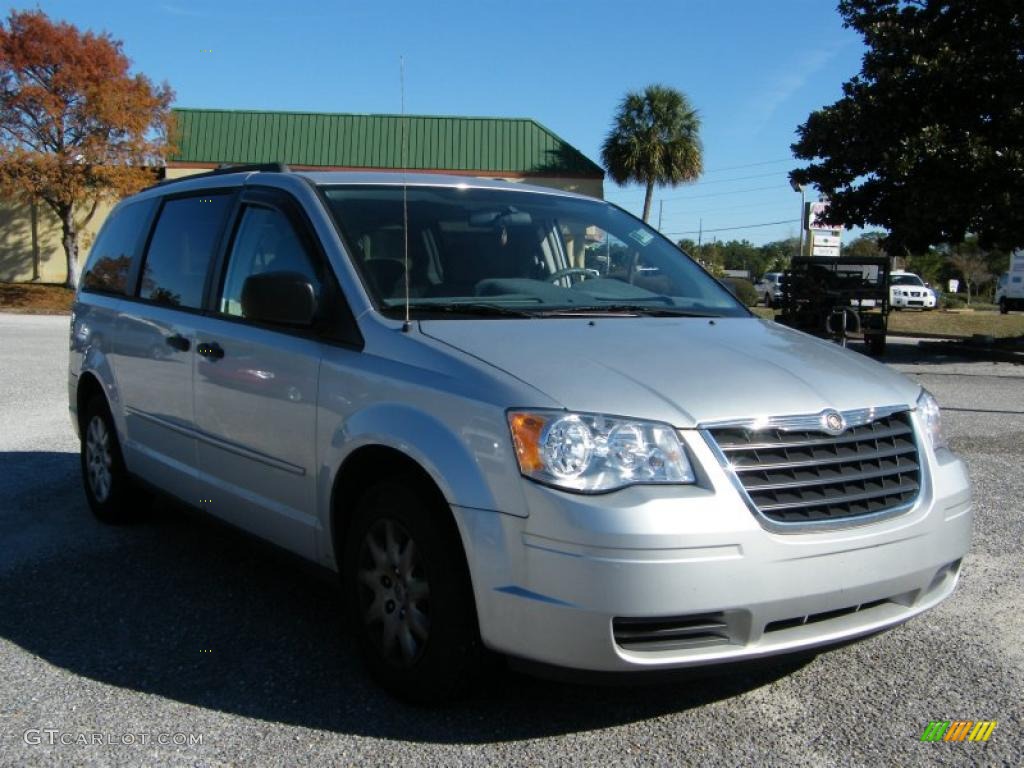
[420,317,921,428]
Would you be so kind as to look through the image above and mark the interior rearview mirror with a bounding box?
[469,208,533,227]
[241,271,318,327]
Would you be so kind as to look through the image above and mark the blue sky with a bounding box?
[22,0,866,245]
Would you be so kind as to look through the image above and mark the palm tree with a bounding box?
[601,85,703,223]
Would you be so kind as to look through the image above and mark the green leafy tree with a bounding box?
[844,231,886,260]
[948,248,992,305]
[719,239,768,276]
[602,84,703,222]
[904,247,945,287]
[790,1,1024,255]
[760,238,799,273]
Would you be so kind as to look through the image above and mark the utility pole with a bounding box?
[697,218,703,248]
[790,180,806,257]
[658,200,664,231]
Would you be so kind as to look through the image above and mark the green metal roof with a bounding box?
[169,108,603,178]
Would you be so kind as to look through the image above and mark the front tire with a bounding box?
[343,477,487,703]
[80,396,145,524]
[867,335,887,357]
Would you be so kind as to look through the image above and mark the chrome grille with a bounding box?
[706,410,920,526]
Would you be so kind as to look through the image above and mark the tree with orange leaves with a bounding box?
[0,10,173,287]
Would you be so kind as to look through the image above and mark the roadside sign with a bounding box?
[805,201,836,230]
[813,234,841,248]
[812,245,841,257]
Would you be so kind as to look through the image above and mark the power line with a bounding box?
[607,171,790,205]
[607,184,793,209]
[702,158,793,174]
[665,218,800,237]
[682,170,787,187]
[663,199,796,218]
[659,183,793,202]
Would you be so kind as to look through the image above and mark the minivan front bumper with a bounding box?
[453,427,972,672]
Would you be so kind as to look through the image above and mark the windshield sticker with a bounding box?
[628,229,654,247]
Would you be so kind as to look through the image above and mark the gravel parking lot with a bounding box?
[0,312,1021,768]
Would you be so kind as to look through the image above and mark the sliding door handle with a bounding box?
[196,342,225,360]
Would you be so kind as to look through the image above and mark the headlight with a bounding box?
[508,411,695,492]
[917,389,948,451]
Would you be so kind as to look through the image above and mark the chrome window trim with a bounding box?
[699,405,921,534]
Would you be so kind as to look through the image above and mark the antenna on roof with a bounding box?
[400,55,411,333]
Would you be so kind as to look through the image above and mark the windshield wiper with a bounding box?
[539,305,721,318]
[392,302,538,318]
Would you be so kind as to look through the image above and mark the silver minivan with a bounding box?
[70,165,972,701]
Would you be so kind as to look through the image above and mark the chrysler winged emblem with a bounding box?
[821,409,846,435]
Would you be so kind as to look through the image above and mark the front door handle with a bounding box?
[196,342,225,360]
[165,333,190,352]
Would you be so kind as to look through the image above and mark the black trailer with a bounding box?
[778,256,892,357]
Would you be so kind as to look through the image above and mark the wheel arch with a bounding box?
[76,371,109,433]
[328,444,471,586]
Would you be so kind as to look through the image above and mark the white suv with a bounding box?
[890,272,936,310]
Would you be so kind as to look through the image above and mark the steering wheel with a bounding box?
[548,268,600,284]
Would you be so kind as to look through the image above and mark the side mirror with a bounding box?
[241,271,318,327]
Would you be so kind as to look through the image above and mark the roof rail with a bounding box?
[153,162,291,188]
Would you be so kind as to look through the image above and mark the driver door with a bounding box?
[190,189,324,559]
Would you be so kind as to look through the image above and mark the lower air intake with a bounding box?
[613,613,732,652]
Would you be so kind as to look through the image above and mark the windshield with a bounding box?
[892,274,925,286]
[322,185,748,318]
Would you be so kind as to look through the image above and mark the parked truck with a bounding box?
[996,250,1024,314]
[778,255,891,356]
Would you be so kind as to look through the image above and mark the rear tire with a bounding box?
[80,396,145,524]
[343,477,487,703]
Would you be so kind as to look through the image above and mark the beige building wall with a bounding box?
[0,198,115,284]
[514,175,604,200]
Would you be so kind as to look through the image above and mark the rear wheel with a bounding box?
[80,396,145,524]
[343,477,486,703]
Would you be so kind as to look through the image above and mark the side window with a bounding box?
[219,205,320,318]
[80,199,156,295]
[139,193,233,309]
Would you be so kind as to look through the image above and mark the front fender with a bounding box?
[325,402,511,514]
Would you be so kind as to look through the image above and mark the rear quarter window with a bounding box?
[80,199,156,295]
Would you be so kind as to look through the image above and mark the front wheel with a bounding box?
[343,478,487,702]
[80,396,146,524]
[867,335,887,357]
